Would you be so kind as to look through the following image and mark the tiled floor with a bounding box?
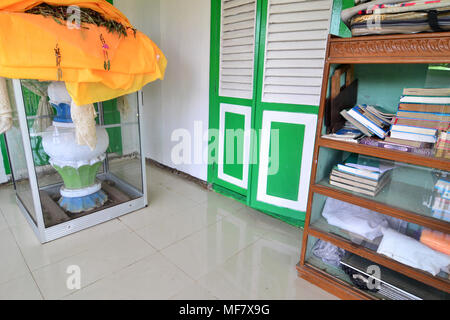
[0,163,337,300]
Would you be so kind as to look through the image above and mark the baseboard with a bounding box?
[146,158,211,190]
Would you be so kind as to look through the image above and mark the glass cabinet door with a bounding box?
[304,235,450,300]
[4,79,38,226]
[7,79,146,230]
[315,147,450,225]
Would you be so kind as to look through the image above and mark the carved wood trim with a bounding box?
[329,33,450,63]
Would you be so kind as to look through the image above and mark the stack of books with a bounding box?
[432,176,450,222]
[329,154,393,197]
[432,197,450,223]
[435,131,450,159]
[390,88,450,144]
[341,104,393,139]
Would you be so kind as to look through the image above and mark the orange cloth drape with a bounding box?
[0,0,166,105]
[420,229,450,256]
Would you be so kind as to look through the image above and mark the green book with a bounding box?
[337,154,394,181]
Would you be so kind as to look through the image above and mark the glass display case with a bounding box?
[3,79,147,243]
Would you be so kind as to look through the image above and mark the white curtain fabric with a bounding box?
[0,77,12,135]
[71,101,98,151]
[21,80,53,133]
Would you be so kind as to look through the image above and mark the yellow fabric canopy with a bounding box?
[0,0,166,105]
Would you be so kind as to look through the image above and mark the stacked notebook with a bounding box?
[390,88,450,144]
[341,104,393,139]
[329,154,393,197]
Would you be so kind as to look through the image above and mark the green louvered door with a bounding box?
[249,0,332,226]
[209,0,332,226]
[208,0,261,197]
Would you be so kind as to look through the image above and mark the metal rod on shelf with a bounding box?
[97,102,110,174]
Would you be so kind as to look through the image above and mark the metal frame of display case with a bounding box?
[6,79,148,243]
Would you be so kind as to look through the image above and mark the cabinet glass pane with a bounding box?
[305,236,449,300]
[17,79,144,228]
[105,94,144,195]
[4,79,37,225]
[309,193,450,282]
[315,147,449,223]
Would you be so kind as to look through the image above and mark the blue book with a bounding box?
[335,128,362,136]
[348,106,389,139]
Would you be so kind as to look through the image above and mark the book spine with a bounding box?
[340,110,373,137]
[403,88,450,97]
[359,137,435,156]
[391,125,436,135]
[400,95,450,105]
[396,111,450,122]
[359,137,414,152]
[329,180,376,197]
[330,175,377,192]
[332,169,379,187]
[399,103,450,114]
[358,105,390,128]
[390,131,437,143]
[363,105,392,126]
[348,108,386,139]
[392,117,450,131]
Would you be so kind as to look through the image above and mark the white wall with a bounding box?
[115,0,211,181]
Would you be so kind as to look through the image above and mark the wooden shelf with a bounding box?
[311,183,450,235]
[307,228,450,294]
[318,137,450,172]
[299,32,450,300]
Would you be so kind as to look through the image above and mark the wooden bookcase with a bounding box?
[297,32,450,300]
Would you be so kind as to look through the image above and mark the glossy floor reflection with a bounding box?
[0,163,338,300]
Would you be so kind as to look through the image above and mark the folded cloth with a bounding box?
[71,101,97,150]
[0,1,167,106]
[420,229,450,256]
[351,10,450,25]
[0,77,12,134]
[312,239,346,267]
[322,197,389,241]
[350,10,450,36]
[341,0,408,26]
[377,228,450,276]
